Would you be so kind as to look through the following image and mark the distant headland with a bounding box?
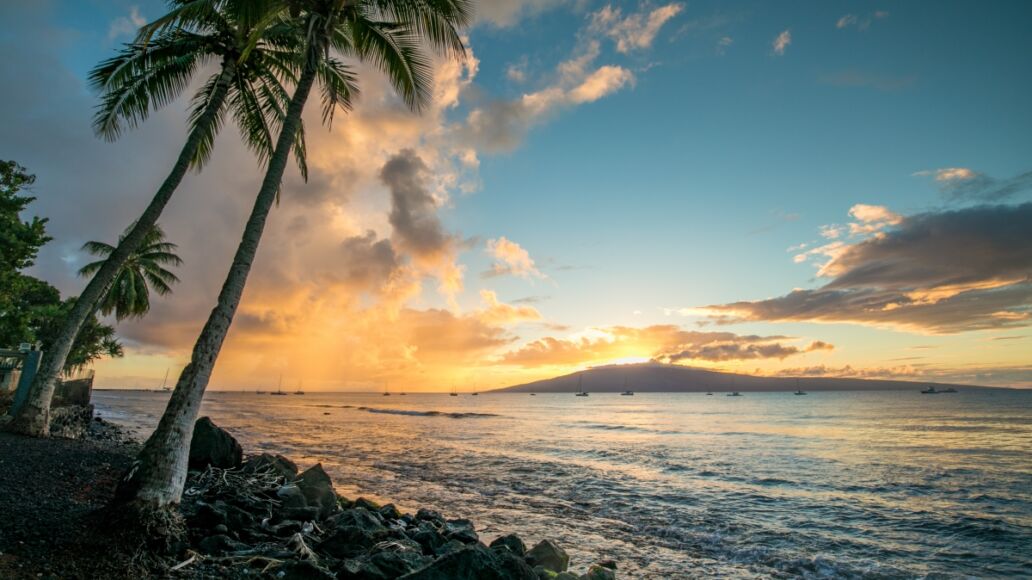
[493,362,987,393]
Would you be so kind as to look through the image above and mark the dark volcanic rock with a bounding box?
[297,463,338,519]
[415,508,444,526]
[400,543,536,580]
[277,483,308,509]
[410,523,447,555]
[526,539,570,573]
[444,518,479,544]
[354,496,382,512]
[189,417,243,469]
[379,503,403,520]
[320,509,389,558]
[490,533,527,556]
[243,452,298,479]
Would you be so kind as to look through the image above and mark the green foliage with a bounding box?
[0,161,122,371]
[0,160,51,278]
[79,224,183,320]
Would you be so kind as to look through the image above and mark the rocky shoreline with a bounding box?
[0,417,618,579]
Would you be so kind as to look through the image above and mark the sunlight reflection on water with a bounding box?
[93,389,1032,578]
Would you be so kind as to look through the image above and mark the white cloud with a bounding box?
[108,5,145,40]
[772,29,791,56]
[484,237,544,279]
[836,11,889,31]
[590,3,685,53]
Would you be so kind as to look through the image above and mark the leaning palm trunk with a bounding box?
[114,59,318,510]
[5,59,238,437]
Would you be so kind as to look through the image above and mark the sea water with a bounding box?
[93,389,1032,578]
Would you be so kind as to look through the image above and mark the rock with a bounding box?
[319,510,389,559]
[526,540,570,573]
[495,549,539,579]
[188,502,228,529]
[400,542,535,580]
[410,525,447,555]
[443,519,478,544]
[277,483,308,509]
[434,539,467,557]
[490,533,526,556]
[378,503,402,521]
[243,453,298,480]
[580,564,616,580]
[354,497,382,512]
[196,534,247,555]
[597,560,617,570]
[415,508,444,526]
[213,524,229,535]
[332,508,386,533]
[297,464,338,519]
[365,539,432,577]
[189,417,243,469]
[279,506,320,522]
[224,503,258,532]
[555,574,579,580]
[277,560,336,580]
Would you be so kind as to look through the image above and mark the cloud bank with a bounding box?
[706,203,1032,333]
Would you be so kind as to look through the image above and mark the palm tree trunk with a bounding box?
[115,56,318,511]
[5,60,237,437]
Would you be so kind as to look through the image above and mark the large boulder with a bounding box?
[297,463,338,519]
[189,417,243,469]
[525,540,570,573]
[443,519,479,544]
[400,543,536,580]
[490,533,527,556]
[319,508,389,558]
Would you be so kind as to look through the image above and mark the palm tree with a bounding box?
[115,0,471,522]
[5,0,321,437]
[78,224,182,320]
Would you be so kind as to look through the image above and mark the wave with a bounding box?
[359,407,499,419]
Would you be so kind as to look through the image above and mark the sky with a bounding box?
[1,0,1030,390]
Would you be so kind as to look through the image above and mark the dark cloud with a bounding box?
[380,149,453,258]
[706,203,1032,333]
[936,170,1032,203]
[336,230,401,290]
[657,335,833,363]
[500,325,833,366]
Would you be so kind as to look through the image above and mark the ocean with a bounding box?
[93,389,1032,578]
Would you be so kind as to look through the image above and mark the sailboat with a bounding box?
[794,378,807,396]
[620,377,634,396]
[575,374,589,397]
[293,380,305,395]
[449,383,458,397]
[921,386,939,394]
[271,375,287,395]
[160,368,170,392]
[727,391,742,396]
[383,381,391,396]
[705,387,713,396]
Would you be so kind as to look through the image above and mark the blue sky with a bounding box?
[2,0,1031,388]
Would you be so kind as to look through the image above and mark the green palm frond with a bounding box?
[342,18,433,112]
[367,0,471,57]
[79,224,182,320]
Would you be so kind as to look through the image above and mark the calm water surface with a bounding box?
[93,389,1032,578]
